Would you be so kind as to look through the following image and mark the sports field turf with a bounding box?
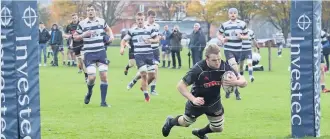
[40,47,330,139]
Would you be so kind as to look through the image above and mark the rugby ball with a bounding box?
[221,71,237,93]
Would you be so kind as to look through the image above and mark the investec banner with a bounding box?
[290,0,321,138]
[1,0,40,139]
[1,1,19,138]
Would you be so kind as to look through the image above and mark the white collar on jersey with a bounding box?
[229,19,240,24]
[134,26,147,29]
[145,21,155,26]
[86,17,99,23]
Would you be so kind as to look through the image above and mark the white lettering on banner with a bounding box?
[0,36,6,139]
[16,37,31,138]
[16,5,37,139]
[0,5,12,139]
[291,37,304,126]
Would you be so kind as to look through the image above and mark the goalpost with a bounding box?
[290,0,321,138]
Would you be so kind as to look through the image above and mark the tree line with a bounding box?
[38,0,330,43]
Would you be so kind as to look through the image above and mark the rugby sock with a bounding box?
[198,124,213,135]
[100,82,108,103]
[143,90,149,99]
[167,61,171,67]
[150,85,156,92]
[278,49,282,56]
[234,88,240,95]
[125,64,130,70]
[87,83,94,94]
[134,72,141,81]
[240,71,244,76]
[132,79,138,84]
[248,67,253,77]
[322,84,325,90]
[162,60,165,67]
[170,115,181,126]
[150,80,156,92]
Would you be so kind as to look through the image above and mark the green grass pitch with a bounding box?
[40,47,330,139]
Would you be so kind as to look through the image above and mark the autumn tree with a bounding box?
[49,0,77,27]
[186,0,227,40]
[93,1,129,27]
[73,0,91,18]
[38,3,50,26]
[159,0,185,20]
[322,1,330,31]
[259,0,290,44]
[219,0,259,25]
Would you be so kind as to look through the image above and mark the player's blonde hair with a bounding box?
[136,12,144,17]
[205,44,220,58]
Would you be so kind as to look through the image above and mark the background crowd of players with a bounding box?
[38,11,263,80]
[37,3,330,139]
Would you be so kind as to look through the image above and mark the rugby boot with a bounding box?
[144,93,150,102]
[84,92,92,104]
[100,102,110,107]
[124,70,128,75]
[162,116,174,137]
[235,92,241,100]
[225,91,231,99]
[126,82,134,90]
[150,91,159,96]
[250,76,255,83]
[192,129,209,139]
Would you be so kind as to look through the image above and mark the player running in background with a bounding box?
[320,30,330,93]
[124,23,138,75]
[120,12,158,102]
[73,4,114,107]
[126,10,161,95]
[145,10,161,95]
[64,13,88,82]
[161,44,247,139]
[161,25,172,68]
[217,8,248,100]
[240,28,259,82]
[275,32,284,57]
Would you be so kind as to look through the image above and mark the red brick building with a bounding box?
[111,1,164,34]
[111,1,187,34]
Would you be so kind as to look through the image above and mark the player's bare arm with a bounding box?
[223,75,247,88]
[63,33,71,39]
[73,31,91,41]
[252,39,260,52]
[148,36,160,43]
[177,80,204,106]
[104,26,115,41]
[238,32,249,40]
[236,76,247,87]
[217,32,228,43]
[120,39,128,55]
[63,27,72,39]
[62,26,71,39]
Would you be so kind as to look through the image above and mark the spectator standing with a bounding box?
[169,25,182,69]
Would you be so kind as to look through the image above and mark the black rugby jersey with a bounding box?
[182,60,238,106]
[66,22,83,47]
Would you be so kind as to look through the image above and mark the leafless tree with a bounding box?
[93,0,130,27]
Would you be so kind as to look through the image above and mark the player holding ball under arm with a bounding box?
[162,44,247,139]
